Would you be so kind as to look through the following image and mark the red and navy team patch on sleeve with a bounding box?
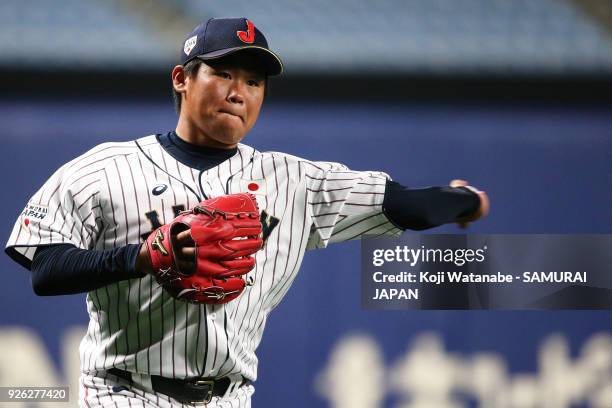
[21,203,48,228]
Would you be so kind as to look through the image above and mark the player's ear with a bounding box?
[172,65,187,93]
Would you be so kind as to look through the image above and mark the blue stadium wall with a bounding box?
[1,100,611,407]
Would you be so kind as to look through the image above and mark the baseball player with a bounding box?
[5,17,488,407]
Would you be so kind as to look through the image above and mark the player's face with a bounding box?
[181,55,266,148]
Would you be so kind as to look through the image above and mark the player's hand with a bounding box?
[135,235,197,277]
[174,229,196,272]
[139,225,262,277]
[141,193,263,304]
[449,179,489,228]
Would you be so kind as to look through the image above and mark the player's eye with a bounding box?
[217,71,231,79]
[247,79,261,87]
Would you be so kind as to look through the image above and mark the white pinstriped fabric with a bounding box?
[6,135,401,406]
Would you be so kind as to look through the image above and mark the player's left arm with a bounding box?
[304,161,488,248]
[382,178,489,230]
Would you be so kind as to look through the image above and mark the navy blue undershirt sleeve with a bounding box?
[30,243,145,296]
[382,179,481,230]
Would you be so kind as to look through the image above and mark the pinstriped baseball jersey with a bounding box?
[6,134,401,383]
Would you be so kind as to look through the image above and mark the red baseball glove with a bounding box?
[145,193,262,304]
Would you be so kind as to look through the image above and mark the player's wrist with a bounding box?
[135,242,154,276]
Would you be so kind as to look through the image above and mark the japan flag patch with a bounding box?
[184,35,198,56]
[240,179,266,195]
[21,203,48,229]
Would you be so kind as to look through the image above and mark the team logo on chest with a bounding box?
[260,210,280,242]
[140,205,186,241]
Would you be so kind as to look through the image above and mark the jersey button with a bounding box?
[210,313,216,319]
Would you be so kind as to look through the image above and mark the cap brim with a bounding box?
[195,46,283,76]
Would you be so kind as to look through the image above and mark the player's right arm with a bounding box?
[3,144,186,296]
[28,243,144,295]
[4,147,147,295]
[5,152,105,268]
[4,147,247,297]
[23,220,199,296]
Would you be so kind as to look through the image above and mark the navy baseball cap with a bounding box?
[180,17,283,76]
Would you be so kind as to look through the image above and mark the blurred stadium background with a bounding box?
[1,1,612,407]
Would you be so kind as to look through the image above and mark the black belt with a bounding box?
[107,368,249,404]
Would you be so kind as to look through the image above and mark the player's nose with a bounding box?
[227,80,245,105]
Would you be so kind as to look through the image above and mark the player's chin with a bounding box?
[211,125,247,146]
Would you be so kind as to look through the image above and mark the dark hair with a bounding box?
[172,57,270,114]
[172,58,204,114]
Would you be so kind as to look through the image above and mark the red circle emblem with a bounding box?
[24,218,30,226]
[247,183,259,191]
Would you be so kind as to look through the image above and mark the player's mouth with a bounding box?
[218,110,244,123]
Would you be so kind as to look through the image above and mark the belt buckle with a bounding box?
[191,379,215,405]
